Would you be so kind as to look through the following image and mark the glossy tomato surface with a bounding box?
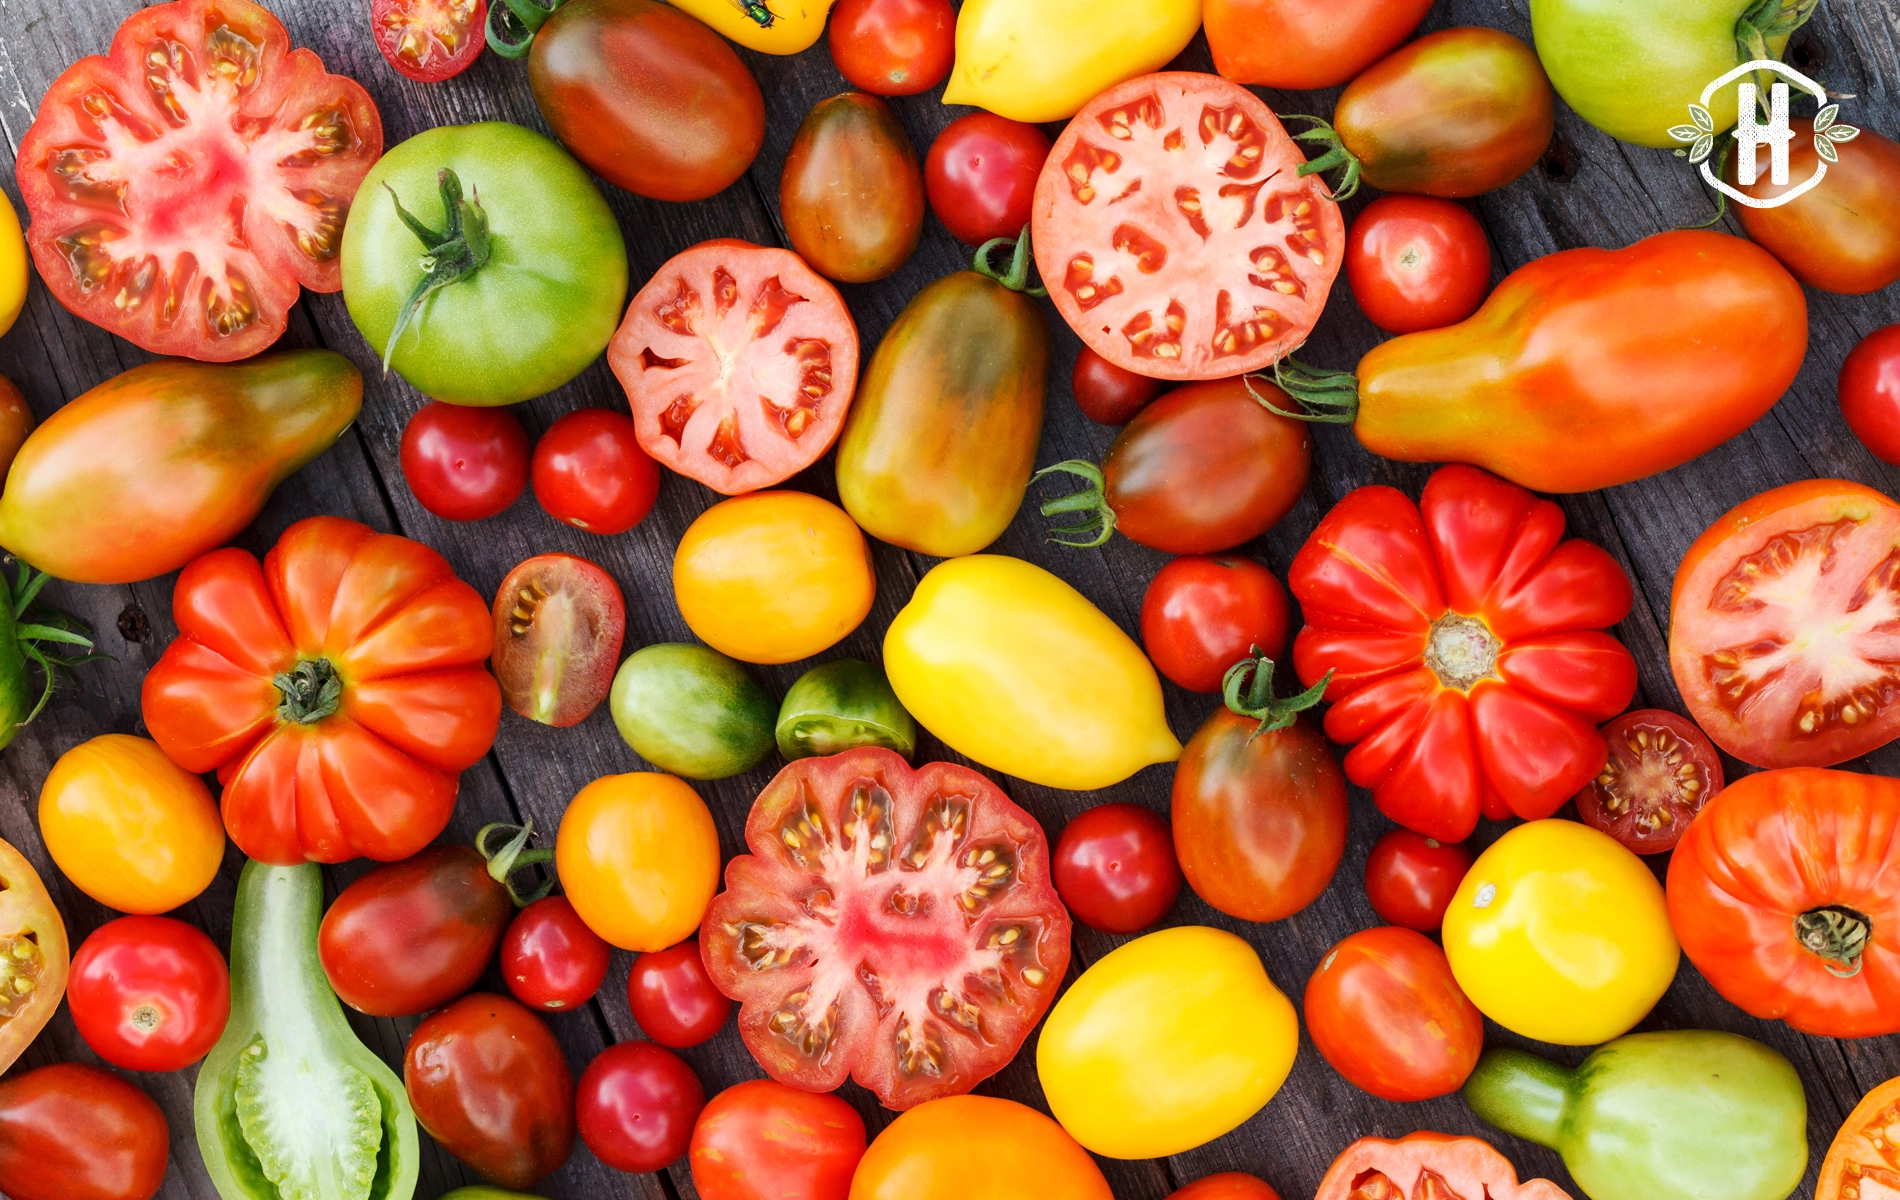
[576,1041,705,1173]
[849,1095,1112,1200]
[1841,324,1900,465]
[1140,555,1291,693]
[1052,803,1182,934]
[690,1079,866,1200]
[828,0,954,96]
[1304,926,1483,1101]
[1363,829,1472,933]
[503,896,609,1011]
[924,114,1051,247]
[68,916,229,1073]
[0,1063,168,1200]
[531,410,661,536]
[1071,346,1167,426]
[373,0,486,82]
[1347,196,1492,334]
[941,0,1199,125]
[608,644,778,780]
[400,402,531,522]
[0,838,66,1075]
[781,93,925,283]
[492,554,626,727]
[556,772,721,952]
[1169,1175,1282,1200]
[1732,123,1900,295]
[1205,0,1433,89]
[1574,709,1724,855]
[629,941,730,1047]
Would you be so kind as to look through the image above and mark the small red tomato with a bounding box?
[1141,556,1292,694]
[400,401,531,521]
[67,916,230,1073]
[1169,1174,1283,1200]
[532,409,661,535]
[1346,195,1492,334]
[0,1063,169,1200]
[1304,926,1483,1102]
[924,113,1052,246]
[503,896,611,1011]
[1052,803,1182,934]
[1073,347,1167,426]
[1362,829,1473,933]
[628,940,731,1048]
[689,1079,866,1200]
[371,0,488,84]
[1575,709,1725,855]
[1841,324,1900,465]
[576,1040,706,1174]
[828,0,954,97]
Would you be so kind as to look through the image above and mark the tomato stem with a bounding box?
[1795,904,1871,978]
[1283,114,1363,202]
[381,169,493,376]
[0,558,104,750]
[273,658,343,725]
[973,225,1048,298]
[1032,460,1115,548]
[1250,361,1358,425]
[477,820,557,907]
[486,0,563,57]
[1736,0,1820,104]
[1222,648,1331,738]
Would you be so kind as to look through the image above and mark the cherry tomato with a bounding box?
[1575,709,1724,855]
[1362,829,1472,933]
[689,1079,867,1200]
[0,1063,168,1200]
[575,1040,706,1174]
[828,0,954,97]
[1052,803,1182,934]
[1072,347,1167,426]
[372,0,487,83]
[400,401,531,522]
[1346,195,1492,335]
[491,554,626,728]
[532,409,661,535]
[1841,324,1900,465]
[1170,1175,1283,1200]
[502,896,611,1012]
[628,940,730,1048]
[1304,927,1483,1102]
[67,916,229,1073]
[1141,556,1292,694]
[924,113,1051,247]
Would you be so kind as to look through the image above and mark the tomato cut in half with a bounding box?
[372,0,487,83]
[609,240,860,496]
[1032,72,1343,382]
[1820,1075,1900,1200]
[700,747,1071,1110]
[14,0,385,361]
[1670,480,1900,769]
[492,554,627,728]
[0,838,68,1075]
[1574,709,1724,855]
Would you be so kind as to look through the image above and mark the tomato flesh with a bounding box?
[491,554,627,728]
[1575,710,1723,855]
[0,838,66,1075]
[373,0,487,83]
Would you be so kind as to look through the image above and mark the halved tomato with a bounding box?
[1574,709,1724,855]
[491,555,627,728]
[608,239,860,496]
[699,747,1070,1110]
[372,0,488,83]
[1032,72,1343,382]
[1670,480,1900,768]
[1819,1075,1900,1200]
[14,0,384,360]
[0,838,66,1075]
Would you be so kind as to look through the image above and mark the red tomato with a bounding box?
[15,0,383,361]
[372,0,487,83]
[1732,123,1900,295]
[67,916,229,1073]
[828,0,954,97]
[1346,196,1492,335]
[1051,803,1182,934]
[1072,347,1167,426]
[1032,73,1343,381]
[1304,926,1483,1101]
[531,409,661,535]
[1575,709,1724,855]
[1169,1175,1282,1200]
[400,401,531,521]
[925,114,1051,247]
[0,1063,168,1200]
[1141,556,1291,693]
[629,940,731,1048]
[1840,324,1900,465]
[1316,1133,1564,1200]
[1205,0,1435,90]
[700,748,1071,1110]
[504,896,611,1011]
[491,554,626,728]
[1362,829,1472,933]
[690,1078,866,1200]
[576,1040,706,1174]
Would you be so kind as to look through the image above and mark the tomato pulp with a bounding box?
[374,0,487,82]
[491,554,627,727]
[1574,709,1723,855]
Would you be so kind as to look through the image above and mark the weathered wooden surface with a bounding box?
[0,0,1896,1197]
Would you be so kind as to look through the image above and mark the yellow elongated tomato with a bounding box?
[674,491,876,665]
[0,191,26,339]
[669,0,836,54]
[39,735,224,914]
[555,772,721,952]
[942,0,1204,124]
[884,556,1180,790]
[849,1095,1113,1200]
[1443,820,1679,1045]
[1038,926,1296,1159]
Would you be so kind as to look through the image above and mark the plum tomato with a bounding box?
[575,1040,706,1174]
[68,916,229,1073]
[1362,829,1472,933]
[0,837,68,1076]
[608,643,778,780]
[781,93,926,284]
[531,409,660,535]
[1141,555,1291,694]
[1072,346,1167,426]
[502,896,610,1011]
[1052,802,1182,934]
[828,0,955,96]
[1205,0,1434,90]
[0,1063,169,1200]
[1346,196,1492,335]
[555,772,722,952]
[400,401,531,521]
[1841,324,1900,465]
[492,554,627,728]
[1304,926,1483,1102]
[924,113,1052,247]
[1169,1175,1282,1200]
[701,748,1071,1110]
[373,0,487,82]
[690,1078,866,1200]
[1574,709,1724,856]
[1732,123,1900,295]
[628,940,731,1048]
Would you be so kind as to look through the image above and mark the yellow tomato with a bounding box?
[0,191,26,339]
[849,1095,1113,1200]
[38,734,223,914]
[1443,819,1679,1045]
[884,555,1180,790]
[555,771,722,952]
[942,0,1204,123]
[1037,926,1296,1159]
[669,0,837,54]
[675,491,876,665]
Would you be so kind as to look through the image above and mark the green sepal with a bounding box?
[381,169,494,375]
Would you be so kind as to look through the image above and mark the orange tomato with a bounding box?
[555,772,721,952]
[1819,1075,1900,1199]
[848,1095,1112,1200]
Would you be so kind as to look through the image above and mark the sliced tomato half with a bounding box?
[14,0,384,361]
[1032,72,1344,382]
[609,239,860,496]
[700,747,1070,1111]
[372,0,488,83]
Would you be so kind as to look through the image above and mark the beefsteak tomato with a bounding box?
[1205,0,1434,90]
[1731,123,1900,295]
[1314,1133,1573,1200]
[0,838,66,1076]
[1820,1075,1900,1200]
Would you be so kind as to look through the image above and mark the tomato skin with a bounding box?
[1206,0,1433,90]
[775,659,918,761]
[1575,709,1724,855]
[1363,829,1472,933]
[782,93,924,284]
[0,839,66,1075]
[923,114,1051,248]
[373,0,487,82]
[532,410,660,536]
[400,402,530,522]
[828,0,954,96]
[691,1079,866,1200]
[69,916,229,1073]
[556,772,722,952]
[1842,325,1900,464]
[576,1041,705,1173]
[628,940,730,1048]
[491,554,627,728]
[0,195,26,342]
[1304,927,1483,1102]
[669,0,837,53]
[0,1063,169,1200]
[1169,1176,1281,1200]
[849,1095,1112,1200]
[943,0,1201,124]
[405,994,576,1188]
[1052,803,1182,934]
[1141,556,1291,694]
[609,644,778,780]
[1347,197,1492,335]
[1071,347,1166,426]
[1315,1133,1569,1200]
[502,896,609,1011]
[1731,123,1900,294]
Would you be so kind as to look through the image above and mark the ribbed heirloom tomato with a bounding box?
[1314,1133,1572,1200]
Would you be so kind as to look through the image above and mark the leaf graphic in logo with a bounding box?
[1817,135,1839,163]
[1669,124,1705,144]
[1690,103,1716,134]
[1816,121,1862,164]
[1827,124,1862,143]
[1688,134,1716,164]
[1816,104,1839,133]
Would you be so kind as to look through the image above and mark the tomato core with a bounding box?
[0,935,44,1018]
[1796,905,1872,979]
[273,658,343,724]
[1424,613,1500,690]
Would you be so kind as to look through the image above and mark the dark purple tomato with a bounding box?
[400,401,531,522]
[924,113,1051,247]
[828,0,955,97]
[502,896,611,1011]
[1052,803,1182,934]
[1072,346,1167,426]
[781,92,925,283]
[576,1040,706,1173]
[532,408,661,535]
[1362,829,1473,932]
[628,940,730,1048]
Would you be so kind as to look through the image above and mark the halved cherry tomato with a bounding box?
[400,402,530,522]
[373,0,487,82]
[1205,0,1434,90]
[531,410,660,536]
[68,916,229,1073]
[828,0,955,97]
[1314,1133,1569,1200]
[1304,926,1483,1102]
[1820,1075,1900,1200]
[576,1041,705,1173]
[0,1063,169,1200]
[1169,1175,1281,1200]
[491,554,626,727]
[1052,802,1182,934]
[1362,829,1471,933]
[1071,346,1166,426]
[690,1079,866,1200]
[0,838,67,1075]
[924,114,1051,248]
[1841,324,1900,465]
[502,895,610,1011]
[1575,709,1724,855]
[1141,555,1291,693]
[629,940,730,1048]
[1347,196,1492,334]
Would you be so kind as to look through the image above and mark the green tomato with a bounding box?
[340,122,628,406]
[775,659,918,761]
[610,643,776,779]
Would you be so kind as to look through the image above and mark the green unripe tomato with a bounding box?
[775,659,918,761]
[609,643,775,779]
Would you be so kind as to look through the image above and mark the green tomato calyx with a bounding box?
[1249,359,1359,425]
[1735,0,1818,76]
[973,225,1048,297]
[1285,114,1363,203]
[381,169,494,376]
[1223,648,1330,739]
[0,558,105,750]
[1034,460,1115,548]
[274,658,342,725]
[476,820,557,907]
[1796,904,1871,978]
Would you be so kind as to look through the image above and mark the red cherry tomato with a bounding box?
[1362,829,1473,933]
[1170,1174,1283,1200]
[67,916,230,1073]
[372,0,487,83]
[689,1078,867,1200]
[1841,324,1900,465]
[502,896,611,1011]
[532,409,661,535]
[629,940,731,1048]
[400,401,532,521]
[828,0,955,97]
[0,1063,169,1200]
[924,113,1052,247]
[576,1040,706,1174]
[1304,926,1483,1102]
[1052,802,1183,934]
[1346,195,1492,335]
[1574,709,1725,856]
[1072,347,1167,426]
[1141,556,1292,694]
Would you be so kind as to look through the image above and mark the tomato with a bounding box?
[690,1079,865,1200]
[609,239,860,495]
[1843,325,1900,464]
[39,735,224,914]
[609,644,777,779]
[576,1040,705,1172]
[1034,74,1344,382]
[1347,197,1492,335]
[528,0,765,202]
[492,554,626,727]
[405,993,576,1188]
[374,0,486,81]
[1169,1176,1281,1200]
[399,402,529,522]
[1052,803,1182,934]
[674,492,876,665]
[1072,346,1166,426]
[0,194,25,340]
[1304,927,1482,1102]
[530,409,661,535]
[14,0,382,360]
[1141,556,1291,694]
[923,114,1051,248]
[668,0,838,54]
[557,771,721,952]
[1290,464,1639,842]
[628,940,730,1047]
[885,556,1181,791]
[0,377,30,482]
[849,1095,1112,1200]
[781,93,925,284]
[141,517,501,865]
[502,896,609,1011]
[1575,709,1724,856]
[1731,123,1900,294]
[1363,829,1472,933]
[1444,820,1679,1046]
[828,0,954,96]
[701,748,1070,1109]
[1820,1075,1900,1200]
[0,838,67,1075]
[0,1064,168,1200]
[68,916,228,1073]
[1315,1133,1571,1200]
[943,0,1201,124]
[776,659,917,761]
[1205,0,1433,89]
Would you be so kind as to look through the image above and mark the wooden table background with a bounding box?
[1,0,1897,1197]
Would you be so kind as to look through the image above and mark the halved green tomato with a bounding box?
[776,659,918,761]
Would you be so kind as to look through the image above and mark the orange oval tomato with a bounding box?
[555,772,721,952]
[1732,122,1900,296]
[0,838,67,1074]
[848,1095,1112,1200]
[0,377,33,481]
[1819,1075,1900,1200]
[1304,926,1483,1101]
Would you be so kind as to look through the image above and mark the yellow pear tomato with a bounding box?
[1443,819,1680,1045]
[669,0,837,54]
[555,772,721,952]
[0,191,26,339]
[942,0,1204,123]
